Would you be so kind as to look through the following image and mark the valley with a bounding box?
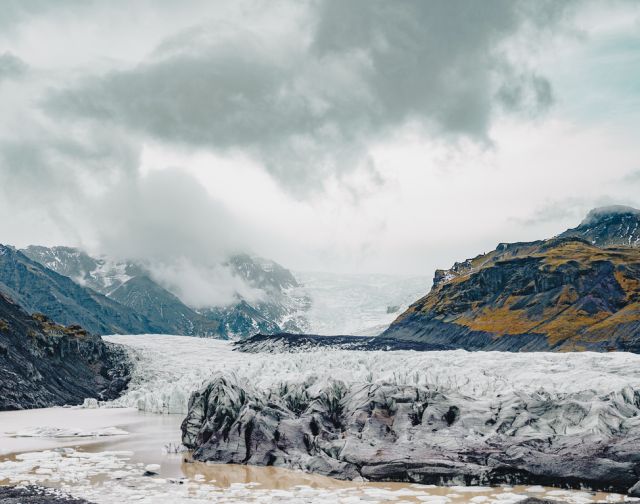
[2,334,637,503]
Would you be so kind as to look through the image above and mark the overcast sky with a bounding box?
[0,0,639,278]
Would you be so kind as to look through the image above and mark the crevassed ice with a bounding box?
[105,335,640,416]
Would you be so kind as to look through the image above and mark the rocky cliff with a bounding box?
[0,291,129,410]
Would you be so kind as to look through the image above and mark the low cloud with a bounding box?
[148,258,265,308]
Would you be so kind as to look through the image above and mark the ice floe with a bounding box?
[8,427,128,438]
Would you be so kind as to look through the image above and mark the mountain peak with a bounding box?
[580,205,640,226]
[559,205,640,247]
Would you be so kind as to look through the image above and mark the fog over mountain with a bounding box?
[0,0,639,280]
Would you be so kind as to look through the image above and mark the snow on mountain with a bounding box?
[559,205,640,247]
[296,271,429,335]
[22,245,141,296]
[21,246,313,338]
[22,245,428,338]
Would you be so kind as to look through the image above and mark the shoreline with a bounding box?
[1,406,633,503]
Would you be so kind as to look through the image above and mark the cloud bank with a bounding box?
[44,0,568,191]
[0,0,638,285]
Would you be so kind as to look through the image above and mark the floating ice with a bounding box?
[9,426,129,438]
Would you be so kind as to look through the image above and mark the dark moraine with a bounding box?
[0,291,129,410]
[234,333,451,353]
[182,371,640,496]
[0,486,95,503]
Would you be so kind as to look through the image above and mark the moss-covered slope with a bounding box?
[384,237,640,352]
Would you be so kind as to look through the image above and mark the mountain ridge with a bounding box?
[558,205,640,247]
[383,208,640,352]
[0,245,161,335]
[21,245,311,338]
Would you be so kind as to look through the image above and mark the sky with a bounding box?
[0,0,639,280]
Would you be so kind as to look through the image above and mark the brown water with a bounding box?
[0,407,632,503]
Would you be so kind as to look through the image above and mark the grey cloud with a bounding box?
[88,167,262,306]
[517,199,585,226]
[0,52,27,80]
[0,112,262,305]
[43,0,572,191]
[0,1,85,31]
[621,170,640,183]
[0,127,244,263]
[496,72,554,115]
[92,168,245,263]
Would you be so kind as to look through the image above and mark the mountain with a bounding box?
[0,245,160,335]
[559,205,640,247]
[22,245,144,295]
[22,246,311,338]
[23,245,223,336]
[383,209,640,352]
[0,291,129,410]
[109,275,220,336]
[220,254,311,334]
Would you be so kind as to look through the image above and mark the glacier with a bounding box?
[105,335,640,493]
[295,271,429,335]
[107,334,640,418]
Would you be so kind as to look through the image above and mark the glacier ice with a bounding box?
[107,334,640,425]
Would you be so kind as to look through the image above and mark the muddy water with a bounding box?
[0,407,634,503]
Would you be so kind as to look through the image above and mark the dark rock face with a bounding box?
[182,375,640,494]
[0,245,160,335]
[559,205,640,247]
[0,292,129,410]
[0,486,95,503]
[383,237,640,352]
[235,333,450,353]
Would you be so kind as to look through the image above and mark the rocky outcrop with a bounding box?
[182,373,640,494]
[0,291,129,410]
[383,236,640,352]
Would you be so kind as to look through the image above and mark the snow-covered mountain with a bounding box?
[22,246,143,296]
[22,246,311,339]
[20,246,429,338]
[559,205,640,247]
